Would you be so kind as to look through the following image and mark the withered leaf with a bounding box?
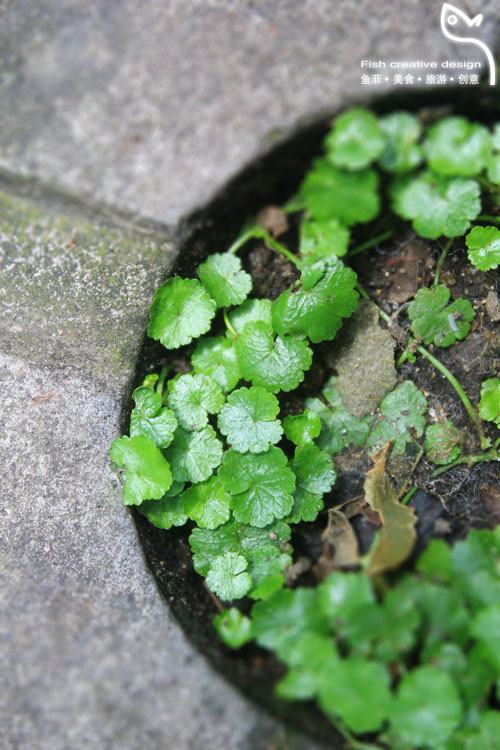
[364,443,417,577]
[315,509,359,580]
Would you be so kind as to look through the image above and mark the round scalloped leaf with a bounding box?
[299,217,350,259]
[198,252,252,308]
[217,386,283,453]
[424,116,491,177]
[478,378,500,426]
[165,425,223,483]
[205,552,252,600]
[148,277,216,349]
[425,420,463,465]
[319,659,392,734]
[129,386,178,448]
[378,111,423,173]
[282,410,321,446]
[168,373,224,431]
[300,159,380,226]
[391,172,481,239]
[219,446,295,527]
[367,381,427,455]
[286,444,336,524]
[214,608,253,648]
[110,434,172,506]
[235,321,312,394]
[182,475,231,529]
[487,153,500,184]
[227,298,273,335]
[272,259,358,344]
[408,285,475,347]
[325,108,386,170]
[139,494,187,530]
[390,666,462,746]
[465,225,500,271]
[191,336,241,392]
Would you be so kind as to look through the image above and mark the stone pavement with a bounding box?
[0,1,497,748]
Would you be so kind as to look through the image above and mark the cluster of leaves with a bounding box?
[239,527,500,748]
[111,106,500,746]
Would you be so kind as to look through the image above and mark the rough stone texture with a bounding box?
[2,1,499,748]
[0,0,496,229]
[0,352,323,750]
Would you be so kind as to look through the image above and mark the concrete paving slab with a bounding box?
[1,0,496,228]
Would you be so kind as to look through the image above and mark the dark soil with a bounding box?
[129,89,500,748]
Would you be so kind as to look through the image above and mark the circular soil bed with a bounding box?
[124,86,500,747]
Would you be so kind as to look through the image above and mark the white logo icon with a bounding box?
[440,3,496,85]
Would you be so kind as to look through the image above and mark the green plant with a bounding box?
[111,107,500,747]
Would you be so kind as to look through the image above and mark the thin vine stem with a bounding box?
[259,227,301,267]
[227,225,257,255]
[357,283,490,449]
[431,450,500,479]
[401,486,419,506]
[223,308,238,338]
[433,238,452,287]
[477,214,500,223]
[346,230,393,259]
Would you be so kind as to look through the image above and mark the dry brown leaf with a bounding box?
[364,442,417,577]
[315,509,359,580]
[485,291,500,322]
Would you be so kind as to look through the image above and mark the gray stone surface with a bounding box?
[0,351,320,750]
[0,0,496,229]
[2,1,499,748]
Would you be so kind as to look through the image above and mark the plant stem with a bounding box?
[260,227,301,267]
[401,486,419,505]
[356,283,391,323]
[431,450,500,479]
[477,214,500,223]
[433,239,452,286]
[227,225,257,255]
[346,230,393,259]
[398,447,423,500]
[281,193,306,214]
[223,308,238,338]
[357,283,490,448]
[415,344,490,449]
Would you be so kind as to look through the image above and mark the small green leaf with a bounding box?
[487,153,500,184]
[319,659,392,734]
[277,633,339,700]
[129,386,178,448]
[272,259,358,344]
[492,123,500,151]
[282,410,321,446]
[182,475,231,529]
[235,321,312,394]
[189,517,292,594]
[219,447,295,527]
[214,607,253,648]
[198,252,252,308]
[168,373,224,431]
[306,381,371,454]
[450,528,500,611]
[465,225,500,271]
[408,285,475,347]
[319,571,375,621]
[425,420,463,465]
[379,111,423,173]
[301,159,380,226]
[390,666,462,747]
[478,378,500,426]
[299,216,350,259]
[217,386,283,453]
[367,381,427,455]
[110,434,172,506]
[148,277,216,349]
[191,336,241,392]
[140,493,187,529]
[227,298,272,334]
[165,425,223,483]
[424,116,491,177]
[417,538,452,580]
[251,587,329,659]
[205,552,252,600]
[325,108,386,170]
[286,444,336,524]
[391,172,481,239]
